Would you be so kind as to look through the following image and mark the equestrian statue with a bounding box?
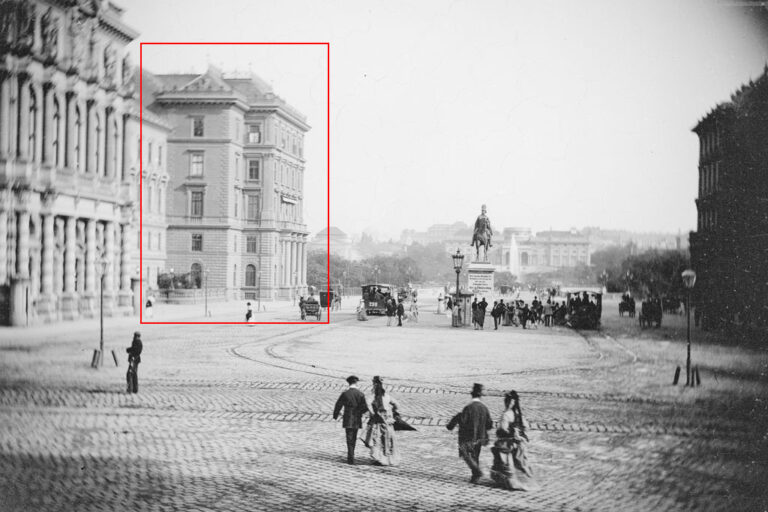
[471,204,493,262]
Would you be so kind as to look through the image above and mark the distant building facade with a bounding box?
[0,0,142,325]
[147,66,310,301]
[308,226,358,260]
[689,66,768,331]
[400,222,590,277]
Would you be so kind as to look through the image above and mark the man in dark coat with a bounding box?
[478,297,488,329]
[447,383,493,483]
[396,300,405,326]
[126,331,143,393]
[333,375,369,464]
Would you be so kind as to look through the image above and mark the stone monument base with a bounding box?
[467,262,495,297]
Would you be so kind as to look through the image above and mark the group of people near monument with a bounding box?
[444,293,571,329]
[334,376,534,490]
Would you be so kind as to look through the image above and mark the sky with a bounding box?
[123,0,768,241]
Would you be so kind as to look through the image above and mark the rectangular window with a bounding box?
[248,160,260,180]
[190,153,203,176]
[247,194,260,221]
[193,117,204,137]
[248,124,262,144]
[158,145,163,167]
[247,236,258,253]
[147,142,153,164]
[191,233,203,251]
[191,191,204,217]
[234,191,238,218]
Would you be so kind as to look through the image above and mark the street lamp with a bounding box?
[682,269,697,386]
[292,271,298,306]
[600,270,608,292]
[204,268,209,317]
[452,248,464,326]
[94,258,108,368]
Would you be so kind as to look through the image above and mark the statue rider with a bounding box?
[471,204,493,260]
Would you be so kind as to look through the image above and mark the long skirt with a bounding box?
[365,422,400,466]
[490,439,535,491]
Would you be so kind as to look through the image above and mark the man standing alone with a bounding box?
[126,331,143,394]
[447,383,493,483]
[333,375,369,464]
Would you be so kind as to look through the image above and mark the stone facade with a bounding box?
[689,66,768,331]
[147,66,310,302]
[0,0,142,325]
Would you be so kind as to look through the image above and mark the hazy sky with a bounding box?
[124,0,768,240]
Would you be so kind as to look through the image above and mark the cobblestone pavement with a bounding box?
[1,299,767,511]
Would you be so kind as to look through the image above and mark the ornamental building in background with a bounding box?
[689,66,768,331]
[0,0,143,326]
[145,66,310,302]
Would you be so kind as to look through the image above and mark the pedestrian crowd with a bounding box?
[333,376,535,490]
[443,293,570,330]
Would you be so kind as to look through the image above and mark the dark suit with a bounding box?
[333,386,369,463]
[126,337,143,393]
[447,400,493,478]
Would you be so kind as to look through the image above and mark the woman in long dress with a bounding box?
[491,390,534,490]
[364,376,401,466]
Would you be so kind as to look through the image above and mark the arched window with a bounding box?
[29,86,37,161]
[246,264,256,287]
[74,106,82,172]
[190,263,202,289]
[52,97,61,167]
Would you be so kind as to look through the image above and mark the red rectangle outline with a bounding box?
[139,42,330,325]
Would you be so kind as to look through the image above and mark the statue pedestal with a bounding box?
[467,262,495,297]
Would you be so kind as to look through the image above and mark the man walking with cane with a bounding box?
[333,375,369,464]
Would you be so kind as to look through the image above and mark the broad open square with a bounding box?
[1,294,766,511]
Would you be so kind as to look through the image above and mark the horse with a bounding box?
[472,230,492,262]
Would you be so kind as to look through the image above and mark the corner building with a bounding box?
[0,0,143,325]
[148,67,309,301]
[689,66,768,331]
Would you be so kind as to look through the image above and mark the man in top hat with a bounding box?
[333,375,370,464]
[447,383,493,483]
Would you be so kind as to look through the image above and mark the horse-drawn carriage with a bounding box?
[619,294,636,318]
[361,283,395,315]
[562,288,602,330]
[300,297,322,321]
[639,299,662,328]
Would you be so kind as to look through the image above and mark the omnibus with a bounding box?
[361,283,395,315]
[562,287,603,330]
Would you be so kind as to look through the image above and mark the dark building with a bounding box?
[689,65,768,331]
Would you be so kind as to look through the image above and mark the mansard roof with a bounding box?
[693,63,768,132]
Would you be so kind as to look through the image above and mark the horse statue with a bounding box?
[471,204,493,262]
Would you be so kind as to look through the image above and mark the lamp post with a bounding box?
[682,269,697,386]
[97,258,107,368]
[292,271,298,306]
[204,269,209,317]
[452,248,464,327]
[600,270,608,293]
